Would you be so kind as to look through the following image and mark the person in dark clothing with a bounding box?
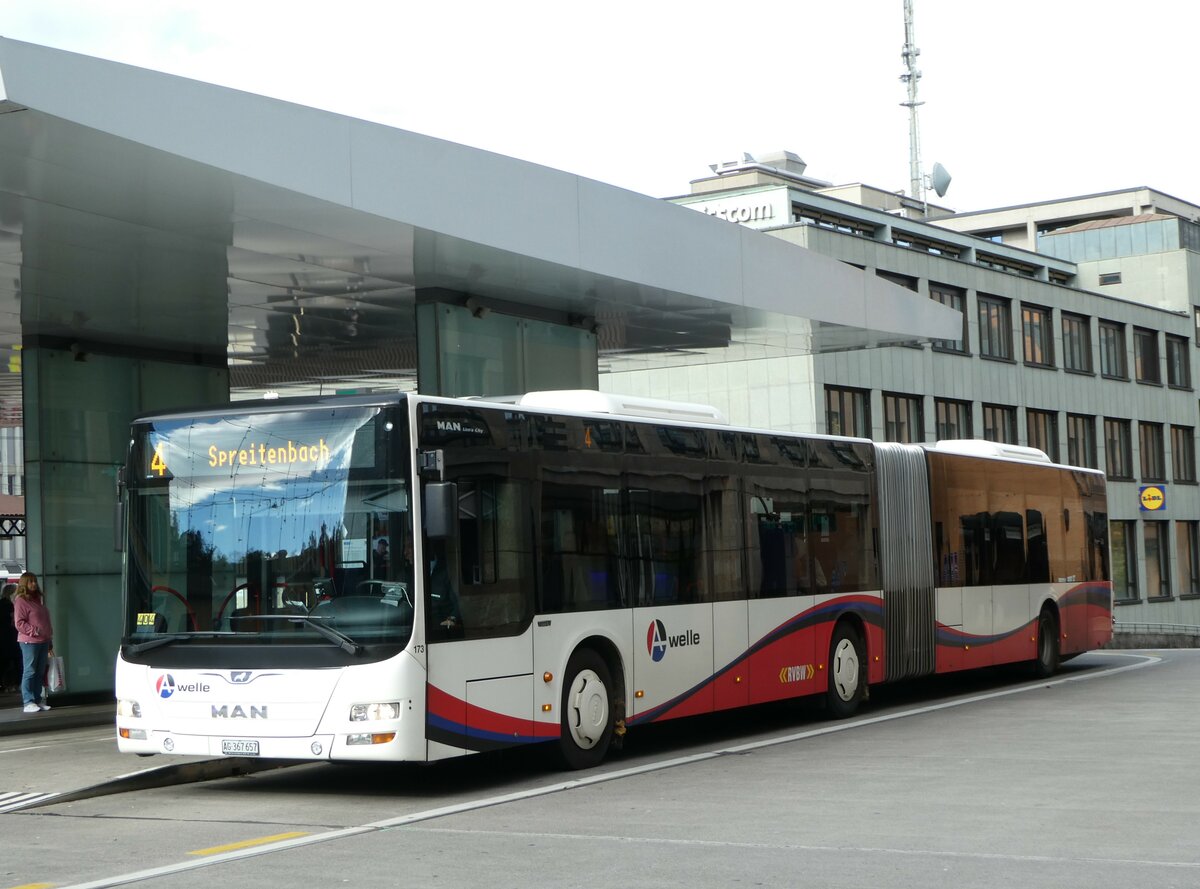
[0,583,21,692]
[425,542,461,636]
[372,538,389,577]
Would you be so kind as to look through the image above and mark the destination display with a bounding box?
[136,409,379,482]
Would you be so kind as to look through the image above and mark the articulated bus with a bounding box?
[115,390,1112,768]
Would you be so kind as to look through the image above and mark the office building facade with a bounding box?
[602,156,1200,627]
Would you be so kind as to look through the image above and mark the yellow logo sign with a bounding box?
[1139,486,1166,511]
[779,664,815,684]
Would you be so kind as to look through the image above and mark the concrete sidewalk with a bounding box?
[0,688,114,735]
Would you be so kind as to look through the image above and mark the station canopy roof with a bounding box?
[0,37,960,412]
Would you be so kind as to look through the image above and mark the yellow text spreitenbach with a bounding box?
[208,439,330,468]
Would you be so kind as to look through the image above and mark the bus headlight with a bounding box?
[117,699,143,718]
[350,702,401,722]
[346,732,396,746]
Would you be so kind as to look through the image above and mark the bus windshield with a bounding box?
[122,403,414,656]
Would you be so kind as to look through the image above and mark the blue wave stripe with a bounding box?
[628,595,882,726]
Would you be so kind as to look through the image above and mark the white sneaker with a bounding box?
[22,702,39,713]
[38,702,51,711]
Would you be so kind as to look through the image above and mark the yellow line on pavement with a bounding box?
[7,883,56,888]
[188,832,310,856]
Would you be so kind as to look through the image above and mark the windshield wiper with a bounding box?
[123,632,237,655]
[237,614,364,655]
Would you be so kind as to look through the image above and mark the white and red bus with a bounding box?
[115,390,1112,768]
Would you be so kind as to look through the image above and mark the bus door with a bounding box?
[626,485,715,721]
[423,475,537,754]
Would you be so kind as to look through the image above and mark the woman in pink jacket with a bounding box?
[13,572,53,714]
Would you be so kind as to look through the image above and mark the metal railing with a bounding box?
[1113,622,1200,636]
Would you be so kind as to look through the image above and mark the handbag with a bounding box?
[47,655,66,693]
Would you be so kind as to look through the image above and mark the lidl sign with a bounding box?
[1139,485,1166,511]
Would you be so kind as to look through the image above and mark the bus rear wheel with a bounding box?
[1033,609,1060,679]
[826,623,866,719]
[558,648,615,770]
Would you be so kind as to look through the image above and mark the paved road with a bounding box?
[1,650,1196,889]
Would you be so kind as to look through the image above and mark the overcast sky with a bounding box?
[2,0,1193,212]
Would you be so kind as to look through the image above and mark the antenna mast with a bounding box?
[900,0,923,201]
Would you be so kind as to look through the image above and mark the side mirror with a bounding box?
[113,501,126,552]
[114,464,127,552]
[424,482,458,540]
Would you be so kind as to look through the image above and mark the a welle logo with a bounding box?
[155,674,211,698]
[646,619,701,663]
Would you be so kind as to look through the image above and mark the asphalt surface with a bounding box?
[1,650,1197,889]
[0,688,113,736]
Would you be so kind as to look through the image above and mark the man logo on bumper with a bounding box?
[212,705,268,719]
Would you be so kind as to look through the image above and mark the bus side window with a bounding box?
[437,476,534,639]
[540,480,621,613]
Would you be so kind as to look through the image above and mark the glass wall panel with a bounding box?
[1110,520,1138,601]
[26,347,230,694]
[978,295,1013,359]
[1061,313,1093,373]
[1027,409,1058,460]
[418,302,598,397]
[1173,425,1196,483]
[523,320,599,393]
[935,398,972,440]
[1099,321,1127,379]
[1144,521,1170,599]
[1175,521,1200,596]
[929,284,967,352]
[1067,414,1098,469]
[883,392,923,443]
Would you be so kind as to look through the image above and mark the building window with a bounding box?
[1111,521,1138,602]
[1099,321,1127,379]
[1027,409,1058,460]
[825,386,870,438]
[982,403,1017,444]
[1104,418,1133,479]
[1021,305,1054,367]
[929,284,967,353]
[1061,313,1093,373]
[1176,521,1200,596]
[1139,422,1165,481]
[1067,414,1098,469]
[1098,272,1122,285]
[977,295,1012,360]
[1174,425,1197,483]
[883,392,923,443]
[1144,521,1171,599]
[935,398,972,440]
[1134,328,1161,384]
[1166,335,1191,388]
[877,271,918,291]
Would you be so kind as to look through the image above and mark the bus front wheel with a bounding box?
[1033,609,1060,679]
[558,648,614,770]
[826,623,866,719]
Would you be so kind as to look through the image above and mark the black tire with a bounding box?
[1032,608,1060,679]
[558,648,615,770]
[826,622,866,719]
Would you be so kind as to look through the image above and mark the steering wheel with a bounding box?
[215,582,249,624]
[216,581,293,625]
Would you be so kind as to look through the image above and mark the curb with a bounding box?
[9,756,296,812]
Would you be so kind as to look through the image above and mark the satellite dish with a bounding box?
[930,162,952,198]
